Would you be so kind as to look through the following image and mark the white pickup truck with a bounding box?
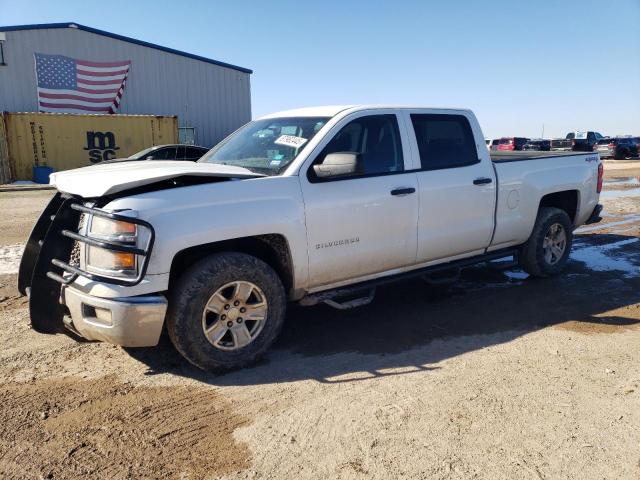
[19,106,604,371]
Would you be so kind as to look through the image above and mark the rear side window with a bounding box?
[186,147,206,159]
[145,147,176,160]
[499,138,513,144]
[411,114,478,170]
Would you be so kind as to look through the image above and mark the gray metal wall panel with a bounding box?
[0,28,251,146]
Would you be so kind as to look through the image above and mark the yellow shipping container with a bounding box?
[0,112,178,182]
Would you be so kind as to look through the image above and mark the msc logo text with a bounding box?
[84,131,120,163]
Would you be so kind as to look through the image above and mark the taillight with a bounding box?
[571,139,576,145]
[609,143,615,148]
[597,163,603,193]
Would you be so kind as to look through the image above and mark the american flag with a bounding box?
[34,53,131,114]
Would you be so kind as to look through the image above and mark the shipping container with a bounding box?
[0,112,178,182]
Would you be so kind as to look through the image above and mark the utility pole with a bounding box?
[541,124,545,139]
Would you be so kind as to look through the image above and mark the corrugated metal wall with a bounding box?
[1,112,178,180]
[0,27,251,148]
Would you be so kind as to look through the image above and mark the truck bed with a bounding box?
[490,151,593,162]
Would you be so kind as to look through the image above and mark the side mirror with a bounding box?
[313,152,361,179]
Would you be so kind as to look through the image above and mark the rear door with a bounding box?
[299,111,419,288]
[404,111,497,263]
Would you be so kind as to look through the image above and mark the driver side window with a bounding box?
[311,114,404,180]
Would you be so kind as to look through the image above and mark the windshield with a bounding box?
[199,116,330,175]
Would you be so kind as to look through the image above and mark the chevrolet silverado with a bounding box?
[19,106,604,371]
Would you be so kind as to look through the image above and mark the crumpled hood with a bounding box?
[49,160,264,197]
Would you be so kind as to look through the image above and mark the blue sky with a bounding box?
[1,0,639,138]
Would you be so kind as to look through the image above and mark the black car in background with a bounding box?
[96,144,210,165]
[522,139,551,151]
[595,137,638,159]
[128,144,209,161]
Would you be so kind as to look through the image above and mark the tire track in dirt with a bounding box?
[0,376,251,479]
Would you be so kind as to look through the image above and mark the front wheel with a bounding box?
[167,252,286,372]
[519,207,573,277]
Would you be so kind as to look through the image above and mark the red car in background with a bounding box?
[497,137,530,151]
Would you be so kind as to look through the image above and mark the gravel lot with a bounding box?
[1,161,639,479]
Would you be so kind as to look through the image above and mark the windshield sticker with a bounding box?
[270,160,282,166]
[275,135,308,149]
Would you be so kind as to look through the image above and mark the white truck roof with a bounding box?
[259,105,471,119]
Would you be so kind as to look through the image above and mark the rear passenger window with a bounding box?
[186,147,206,159]
[410,114,478,170]
[146,147,175,160]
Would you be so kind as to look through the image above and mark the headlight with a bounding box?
[83,215,141,278]
[89,216,137,240]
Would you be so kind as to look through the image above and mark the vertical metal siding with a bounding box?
[0,114,13,184]
[0,28,251,148]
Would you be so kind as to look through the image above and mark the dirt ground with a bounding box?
[0,161,639,479]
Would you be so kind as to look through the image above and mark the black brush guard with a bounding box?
[18,193,154,334]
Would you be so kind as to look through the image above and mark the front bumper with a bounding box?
[62,286,167,347]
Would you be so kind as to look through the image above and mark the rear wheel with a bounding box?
[519,207,573,277]
[167,252,286,372]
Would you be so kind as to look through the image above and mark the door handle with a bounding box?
[473,177,493,185]
[390,187,416,196]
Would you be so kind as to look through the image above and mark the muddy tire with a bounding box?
[519,207,573,278]
[167,252,286,372]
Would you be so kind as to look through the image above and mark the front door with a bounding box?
[300,112,419,289]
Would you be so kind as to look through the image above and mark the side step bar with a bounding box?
[299,248,519,309]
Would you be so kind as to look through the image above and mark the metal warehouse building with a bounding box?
[0,22,252,147]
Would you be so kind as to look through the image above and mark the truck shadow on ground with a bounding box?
[126,233,640,385]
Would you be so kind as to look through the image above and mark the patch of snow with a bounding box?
[575,214,640,234]
[504,270,529,280]
[571,238,639,278]
[602,177,640,186]
[0,244,24,275]
[599,188,640,199]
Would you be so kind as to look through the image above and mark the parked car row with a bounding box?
[486,137,549,151]
[487,132,639,159]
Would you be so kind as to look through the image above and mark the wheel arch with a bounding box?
[538,190,579,224]
[169,234,294,296]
